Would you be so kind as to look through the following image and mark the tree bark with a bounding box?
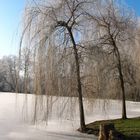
[117,56,127,119]
[56,21,86,131]
[67,27,86,131]
[112,40,127,119]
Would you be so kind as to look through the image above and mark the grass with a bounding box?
[86,117,140,140]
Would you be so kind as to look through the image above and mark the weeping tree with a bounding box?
[21,0,97,132]
[86,0,136,119]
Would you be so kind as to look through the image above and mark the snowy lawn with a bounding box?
[0,93,139,140]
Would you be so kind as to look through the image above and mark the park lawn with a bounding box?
[86,117,140,139]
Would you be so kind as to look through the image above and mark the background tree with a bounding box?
[86,0,136,119]
[0,55,18,92]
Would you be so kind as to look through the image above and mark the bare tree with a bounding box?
[21,0,97,131]
[86,0,136,119]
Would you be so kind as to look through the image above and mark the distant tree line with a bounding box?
[0,55,33,93]
[0,55,18,92]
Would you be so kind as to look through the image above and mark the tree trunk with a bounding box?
[117,57,127,119]
[112,40,127,119]
[67,27,86,132]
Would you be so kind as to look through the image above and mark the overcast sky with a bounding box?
[0,0,140,57]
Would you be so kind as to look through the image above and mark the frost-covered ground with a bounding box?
[0,93,139,140]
